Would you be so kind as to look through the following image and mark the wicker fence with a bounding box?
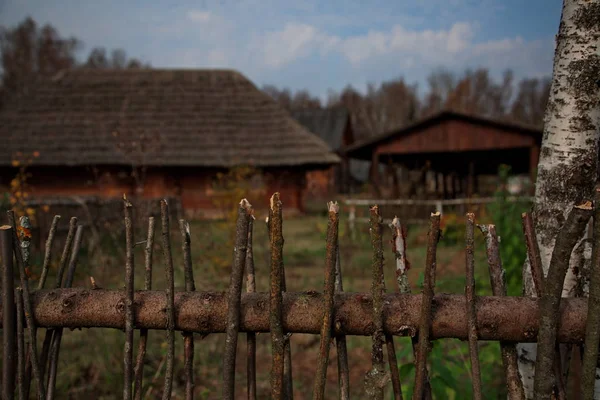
[0,193,599,399]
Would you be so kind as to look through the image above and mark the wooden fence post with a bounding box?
[2,225,16,400]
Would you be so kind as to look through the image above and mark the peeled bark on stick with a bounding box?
[519,0,600,397]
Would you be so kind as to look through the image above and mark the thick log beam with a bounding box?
[0,289,587,343]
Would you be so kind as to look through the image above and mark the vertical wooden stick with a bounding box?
[269,193,285,400]
[123,197,135,400]
[246,215,257,400]
[313,202,340,400]
[16,287,25,400]
[54,217,78,289]
[8,211,46,400]
[365,205,388,400]
[581,188,600,400]
[1,225,16,400]
[412,212,440,400]
[180,219,196,400]
[478,224,525,400]
[534,202,592,400]
[37,215,60,290]
[22,215,59,400]
[385,335,403,400]
[133,217,155,400]
[391,217,431,400]
[522,213,545,296]
[334,245,350,400]
[222,199,252,400]
[46,224,84,400]
[266,211,294,400]
[160,200,175,400]
[465,213,482,400]
[522,212,567,399]
[34,217,77,398]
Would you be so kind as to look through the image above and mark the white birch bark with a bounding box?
[517,0,600,398]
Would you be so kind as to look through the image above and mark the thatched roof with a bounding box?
[291,107,350,151]
[0,69,340,168]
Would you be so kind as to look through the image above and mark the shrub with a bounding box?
[486,164,531,296]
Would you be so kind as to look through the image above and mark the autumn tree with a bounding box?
[85,47,150,69]
[0,16,148,109]
[510,77,551,127]
[262,85,322,110]
[0,17,79,108]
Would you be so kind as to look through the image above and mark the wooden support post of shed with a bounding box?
[442,172,448,199]
[467,162,475,198]
[371,152,381,197]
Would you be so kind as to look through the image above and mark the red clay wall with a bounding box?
[0,166,310,219]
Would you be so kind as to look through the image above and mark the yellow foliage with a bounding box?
[209,166,266,268]
[8,152,37,224]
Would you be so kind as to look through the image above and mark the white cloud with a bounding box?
[187,10,212,23]
[258,23,340,68]
[252,20,550,81]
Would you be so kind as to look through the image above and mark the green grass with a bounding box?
[20,213,516,399]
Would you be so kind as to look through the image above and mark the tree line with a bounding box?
[0,17,149,109]
[263,68,550,139]
[1,16,550,140]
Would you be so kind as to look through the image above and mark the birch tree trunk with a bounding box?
[517,0,600,398]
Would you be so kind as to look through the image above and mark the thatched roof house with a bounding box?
[0,68,339,217]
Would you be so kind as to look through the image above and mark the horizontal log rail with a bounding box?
[0,288,587,343]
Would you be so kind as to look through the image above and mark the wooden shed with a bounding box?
[344,110,542,198]
[0,68,340,218]
[292,107,369,195]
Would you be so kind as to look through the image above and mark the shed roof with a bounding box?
[291,107,350,151]
[0,68,340,168]
[344,110,542,160]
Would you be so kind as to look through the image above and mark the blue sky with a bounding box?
[0,0,562,98]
